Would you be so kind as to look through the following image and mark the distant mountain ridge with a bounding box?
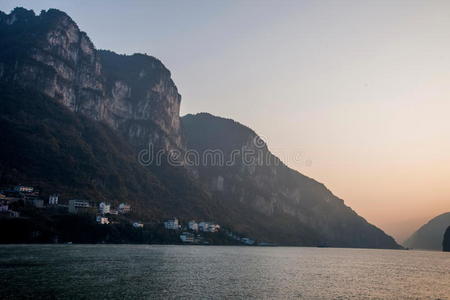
[0,7,401,248]
[403,212,450,250]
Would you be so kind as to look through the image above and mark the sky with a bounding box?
[2,0,450,242]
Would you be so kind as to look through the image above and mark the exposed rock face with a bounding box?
[0,83,214,221]
[182,113,401,248]
[443,226,450,252]
[0,8,181,150]
[98,50,182,149]
[0,7,401,248]
[404,212,450,250]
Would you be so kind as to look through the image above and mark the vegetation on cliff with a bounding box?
[0,7,402,248]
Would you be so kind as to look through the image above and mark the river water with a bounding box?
[0,245,448,299]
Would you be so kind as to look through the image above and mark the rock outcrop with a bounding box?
[0,7,212,221]
[0,7,181,151]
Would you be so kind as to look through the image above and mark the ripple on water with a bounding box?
[0,245,448,299]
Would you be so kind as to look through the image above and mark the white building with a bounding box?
[133,222,144,228]
[14,185,34,193]
[198,222,209,232]
[48,194,59,205]
[188,220,199,231]
[118,203,131,214]
[96,216,110,224]
[208,224,220,232]
[164,218,180,230]
[68,200,90,213]
[99,202,111,214]
[8,210,20,217]
[0,204,8,212]
[198,222,220,232]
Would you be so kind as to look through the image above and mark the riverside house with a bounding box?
[96,216,110,224]
[164,218,180,230]
[68,200,91,214]
[118,203,131,214]
[99,202,111,215]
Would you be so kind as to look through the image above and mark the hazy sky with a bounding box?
[2,0,450,242]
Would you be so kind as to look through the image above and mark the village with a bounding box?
[0,185,257,245]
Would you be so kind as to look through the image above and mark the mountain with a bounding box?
[0,83,221,220]
[0,8,182,151]
[403,212,450,250]
[0,7,400,248]
[181,113,400,248]
[0,7,215,220]
[443,227,450,251]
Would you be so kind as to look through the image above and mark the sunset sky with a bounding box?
[2,0,450,242]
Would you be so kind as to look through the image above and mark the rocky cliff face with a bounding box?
[182,113,401,248]
[98,50,181,149]
[0,8,181,150]
[0,7,401,248]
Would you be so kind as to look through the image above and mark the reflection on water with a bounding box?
[0,245,449,299]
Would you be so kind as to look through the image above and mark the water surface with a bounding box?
[0,245,448,299]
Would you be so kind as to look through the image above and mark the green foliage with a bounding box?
[0,84,168,216]
[0,84,218,224]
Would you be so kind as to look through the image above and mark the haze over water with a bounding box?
[0,245,449,299]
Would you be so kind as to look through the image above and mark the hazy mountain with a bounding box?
[0,7,400,248]
[403,212,450,250]
[181,113,400,248]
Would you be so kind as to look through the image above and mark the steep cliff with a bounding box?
[182,113,400,248]
[0,7,401,248]
[98,50,181,149]
[0,83,217,220]
[0,8,215,221]
[0,7,181,151]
